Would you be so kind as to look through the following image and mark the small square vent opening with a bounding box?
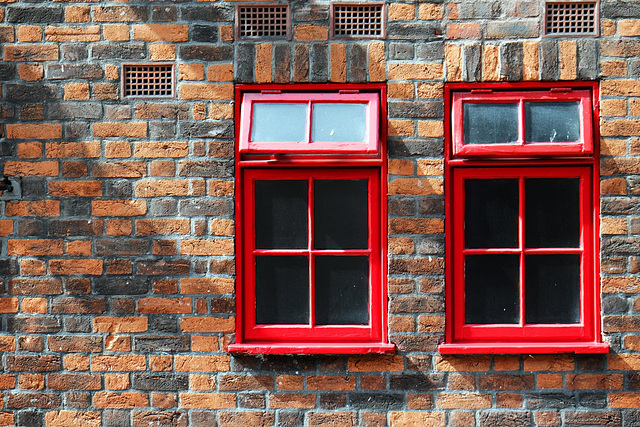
[237,5,290,39]
[332,3,385,39]
[545,1,598,36]
[122,64,175,98]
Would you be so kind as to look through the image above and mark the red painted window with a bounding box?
[230,85,393,355]
[441,82,608,354]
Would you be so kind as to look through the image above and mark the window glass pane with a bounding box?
[525,178,580,248]
[315,256,369,325]
[311,103,367,142]
[251,103,307,142]
[525,254,580,324]
[465,179,519,249]
[255,180,308,249]
[464,103,519,144]
[465,254,520,324]
[255,255,309,324]
[525,102,580,143]
[314,179,368,249]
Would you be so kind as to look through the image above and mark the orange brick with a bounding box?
[419,3,443,20]
[523,40,539,81]
[6,124,62,140]
[92,162,145,178]
[174,355,230,372]
[4,160,57,177]
[16,142,42,159]
[417,82,444,99]
[190,374,216,391]
[389,412,445,427]
[180,84,233,100]
[388,119,414,137]
[180,317,235,333]
[48,181,102,197]
[388,82,414,99]
[619,19,640,36]
[92,200,147,217]
[256,43,273,84]
[559,40,577,80]
[91,355,146,372]
[435,355,491,372]
[269,394,316,409]
[179,63,205,81]
[609,393,640,408]
[18,63,44,81]
[369,42,385,82]
[65,6,91,23]
[446,43,463,81]
[180,239,233,256]
[133,24,188,42]
[388,159,414,175]
[293,24,328,41]
[149,43,176,61]
[46,141,100,158]
[49,259,102,276]
[94,122,147,138]
[388,63,443,80]
[566,374,623,390]
[418,120,444,138]
[137,298,192,314]
[276,375,304,391]
[207,64,234,82]
[93,392,148,408]
[45,26,100,42]
[388,178,443,195]
[330,43,347,83]
[134,179,190,197]
[106,219,132,236]
[179,278,234,294]
[105,141,132,158]
[388,3,415,20]
[389,218,444,234]
[65,241,92,256]
[17,25,42,42]
[436,392,492,409]
[448,23,481,39]
[537,373,563,389]
[0,298,18,314]
[523,355,574,371]
[65,354,90,371]
[19,373,44,390]
[483,44,500,81]
[6,201,60,219]
[601,60,627,77]
[93,317,148,333]
[20,259,46,276]
[103,24,129,41]
[136,219,189,236]
[180,393,235,409]
[192,336,219,352]
[348,355,405,372]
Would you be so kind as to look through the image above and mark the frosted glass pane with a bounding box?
[525,102,580,143]
[312,103,367,142]
[251,103,307,142]
[464,103,519,144]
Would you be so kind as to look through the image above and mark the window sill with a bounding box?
[438,342,609,355]
[229,342,395,355]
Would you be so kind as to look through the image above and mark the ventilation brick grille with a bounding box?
[545,1,598,35]
[237,5,289,39]
[122,64,174,98]
[333,4,384,38]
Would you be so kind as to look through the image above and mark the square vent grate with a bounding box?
[332,3,384,38]
[545,1,598,36]
[237,5,290,39]
[122,64,174,98]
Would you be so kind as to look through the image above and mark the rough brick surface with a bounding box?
[0,0,635,425]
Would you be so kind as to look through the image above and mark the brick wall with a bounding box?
[1,0,639,426]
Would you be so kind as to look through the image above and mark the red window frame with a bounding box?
[441,82,608,355]
[451,87,594,158]
[230,84,393,355]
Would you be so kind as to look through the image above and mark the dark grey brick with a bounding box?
[179,121,233,139]
[134,336,190,353]
[349,393,404,410]
[7,7,64,23]
[178,199,233,216]
[48,64,103,80]
[133,373,189,391]
[92,44,146,60]
[191,25,218,42]
[310,43,328,83]
[180,5,232,21]
[94,277,149,295]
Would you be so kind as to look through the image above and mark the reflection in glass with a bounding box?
[255,256,309,324]
[312,103,367,142]
[465,179,519,249]
[464,103,519,144]
[255,180,308,249]
[315,180,368,249]
[251,103,307,142]
[525,102,580,143]
[465,254,520,324]
[315,256,369,325]
[525,254,580,324]
[525,178,580,248]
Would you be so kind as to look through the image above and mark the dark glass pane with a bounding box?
[465,254,520,324]
[255,180,308,249]
[525,102,580,143]
[525,254,580,324]
[255,256,309,324]
[315,179,368,249]
[465,179,519,249]
[315,256,369,325]
[464,103,519,144]
[525,178,580,248]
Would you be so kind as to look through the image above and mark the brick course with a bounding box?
[0,0,638,425]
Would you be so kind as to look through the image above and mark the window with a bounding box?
[440,82,608,354]
[229,85,393,354]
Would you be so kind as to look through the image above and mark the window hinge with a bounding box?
[261,90,281,94]
[470,89,492,94]
[550,88,572,92]
[339,90,359,94]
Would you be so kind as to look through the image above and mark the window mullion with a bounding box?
[518,99,526,146]
[518,175,526,327]
[308,177,315,328]
[306,101,313,144]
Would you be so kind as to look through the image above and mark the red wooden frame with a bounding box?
[441,82,608,355]
[230,84,393,355]
[239,92,379,153]
[451,86,593,158]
